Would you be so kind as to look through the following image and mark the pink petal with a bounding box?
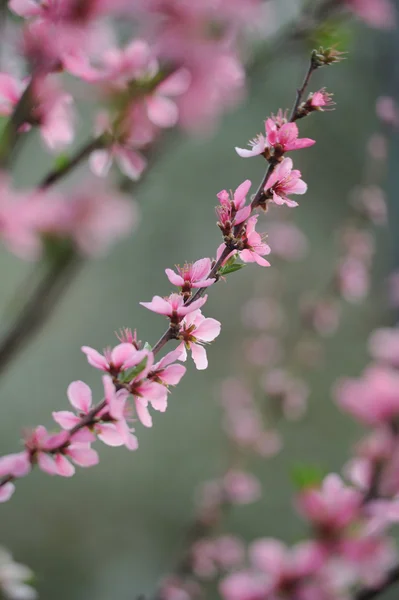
[138,381,167,408]
[165,269,184,287]
[233,180,252,208]
[287,138,316,151]
[55,455,75,477]
[235,146,263,158]
[146,95,179,128]
[67,380,92,413]
[115,422,138,451]
[140,296,172,316]
[179,295,208,317]
[70,429,96,443]
[0,483,15,503]
[161,364,186,385]
[81,346,109,371]
[37,453,58,476]
[67,445,99,467]
[135,398,153,427]
[116,148,147,181]
[191,343,208,370]
[89,149,113,177]
[235,205,251,225]
[0,452,30,478]
[191,258,212,281]
[52,411,80,430]
[157,68,191,96]
[177,342,187,362]
[97,423,124,447]
[111,343,141,369]
[195,317,221,342]
[9,0,43,17]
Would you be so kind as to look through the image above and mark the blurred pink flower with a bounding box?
[347,0,396,29]
[296,474,362,532]
[369,328,399,368]
[223,470,261,504]
[336,365,399,425]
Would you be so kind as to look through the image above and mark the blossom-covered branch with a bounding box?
[0,47,339,502]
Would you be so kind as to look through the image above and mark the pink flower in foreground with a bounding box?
[265,119,316,152]
[53,378,136,450]
[296,474,362,532]
[216,180,252,228]
[264,157,307,207]
[335,365,399,425]
[81,343,148,375]
[140,293,207,321]
[239,215,271,267]
[148,350,186,387]
[346,0,396,29]
[129,354,170,428]
[177,309,221,370]
[165,258,215,294]
[103,376,138,449]
[24,426,95,477]
[235,119,315,158]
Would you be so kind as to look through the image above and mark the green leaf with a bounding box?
[53,152,70,172]
[143,342,152,351]
[219,257,245,276]
[120,357,148,383]
[291,463,325,491]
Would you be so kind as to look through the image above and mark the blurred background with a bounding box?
[0,1,397,598]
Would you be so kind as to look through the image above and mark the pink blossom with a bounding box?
[192,536,244,579]
[335,365,399,425]
[347,0,396,29]
[140,293,207,321]
[148,350,186,386]
[265,119,316,152]
[368,328,399,368]
[261,369,309,421]
[81,343,148,375]
[177,309,221,370]
[89,111,149,181]
[129,354,169,428]
[165,258,215,293]
[308,89,335,111]
[223,470,261,504]
[0,452,31,479]
[264,157,307,207]
[103,376,138,449]
[249,539,325,586]
[53,379,136,450]
[235,133,266,158]
[296,474,362,532]
[236,120,315,158]
[0,484,16,503]
[337,258,370,303]
[0,73,26,116]
[266,222,309,261]
[239,215,271,267]
[220,571,267,600]
[24,426,70,476]
[216,180,252,228]
[56,185,137,256]
[376,96,399,126]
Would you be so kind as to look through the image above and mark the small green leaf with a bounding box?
[54,152,70,172]
[291,463,325,491]
[219,258,245,276]
[143,342,152,351]
[120,357,148,383]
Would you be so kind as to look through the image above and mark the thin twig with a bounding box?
[39,136,105,188]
